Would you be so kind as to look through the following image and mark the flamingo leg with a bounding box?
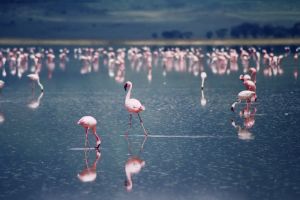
[125,133,132,155]
[85,128,90,148]
[138,113,148,136]
[139,135,148,153]
[125,114,132,136]
[129,114,132,128]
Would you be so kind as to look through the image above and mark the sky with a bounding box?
[1,0,300,39]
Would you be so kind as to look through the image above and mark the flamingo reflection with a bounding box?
[77,149,101,182]
[200,89,207,107]
[27,92,44,110]
[231,105,257,140]
[124,135,147,192]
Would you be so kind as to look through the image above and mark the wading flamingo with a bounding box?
[0,80,4,91]
[27,73,44,92]
[77,116,101,149]
[124,81,148,136]
[201,72,207,90]
[231,90,256,112]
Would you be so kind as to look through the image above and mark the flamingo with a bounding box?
[77,149,101,182]
[77,116,101,149]
[0,80,4,91]
[231,90,256,112]
[200,72,207,90]
[124,81,148,136]
[249,67,257,83]
[27,73,44,92]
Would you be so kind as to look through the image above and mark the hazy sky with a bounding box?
[1,0,300,39]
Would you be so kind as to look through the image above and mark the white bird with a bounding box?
[27,73,44,92]
[231,90,256,112]
[124,81,148,136]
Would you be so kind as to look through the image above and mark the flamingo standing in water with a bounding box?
[77,116,101,149]
[231,90,256,112]
[124,81,148,136]
[201,72,207,90]
[27,73,44,92]
[0,80,4,91]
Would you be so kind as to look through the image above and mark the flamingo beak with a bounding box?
[124,83,128,91]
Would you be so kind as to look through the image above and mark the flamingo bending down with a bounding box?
[231,90,256,112]
[77,116,101,149]
[124,81,148,136]
[201,72,207,90]
[27,73,44,92]
[125,156,145,191]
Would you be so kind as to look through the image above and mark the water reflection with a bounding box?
[27,92,44,110]
[124,135,147,192]
[231,103,257,140]
[77,149,101,183]
[200,89,207,107]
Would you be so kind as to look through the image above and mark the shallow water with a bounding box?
[0,46,299,200]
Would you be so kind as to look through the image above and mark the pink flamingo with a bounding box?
[27,73,44,92]
[77,116,101,149]
[231,90,256,112]
[249,67,257,84]
[0,80,4,91]
[124,81,148,136]
[77,149,101,182]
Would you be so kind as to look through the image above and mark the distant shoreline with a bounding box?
[1,38,300,46]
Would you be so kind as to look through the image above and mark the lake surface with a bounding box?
[0,46,299,200]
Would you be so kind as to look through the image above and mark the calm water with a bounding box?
[0,46,299,200]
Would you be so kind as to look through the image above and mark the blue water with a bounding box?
[0,46,299,200]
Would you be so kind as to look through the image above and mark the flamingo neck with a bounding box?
[251,72,256,83]
[92,127,101,145]
[125,86,132,102]
[37,79,43,91]
[201,78,205,88]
